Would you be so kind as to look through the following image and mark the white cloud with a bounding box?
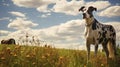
[57,19,85,37]
[35,19,85,44]
[53,0,84,15]
[0,30,11,35]
[98,6,120,17]
[12,0,55,8]
[9,11,26,17]
[7,29,32,38]
[12,0,56,12]
[41,13,51,18]
[53,0,111,15]
[12,0,111,15]
[4,19,86,47]
[86,1,111,10]
[0,17,9,21]
[8,17,38,30]
[37,5,50,12]
[41,14,47,18]
[12,0,41,8]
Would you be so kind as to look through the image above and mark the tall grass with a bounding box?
[0,45,120,67]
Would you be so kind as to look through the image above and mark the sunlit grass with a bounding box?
[0,44,120,67]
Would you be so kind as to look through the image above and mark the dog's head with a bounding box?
[79,6,97,19]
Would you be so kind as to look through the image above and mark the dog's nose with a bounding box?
[83,13,86,19]
[83,13,85,16]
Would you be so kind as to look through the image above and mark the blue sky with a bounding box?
[0,0,120,49]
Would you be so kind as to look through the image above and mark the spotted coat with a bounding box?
[85,19,116,44]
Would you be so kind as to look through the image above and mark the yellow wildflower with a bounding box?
[15,45,21,49]
[101,64,104,67]
[1,57,5,60]
[6,47,11,51]
[47,53,50,57]
[13,53,17,57]
[26,54,30,58]
[59,56,63,60]
[32,62,36,65]
[41,55,46,59]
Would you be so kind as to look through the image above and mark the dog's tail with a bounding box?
[107,40,116,59]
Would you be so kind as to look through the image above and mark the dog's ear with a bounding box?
[79,6,85,12]
[88,6,97,12]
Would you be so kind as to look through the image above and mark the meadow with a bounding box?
[0,44,120,67]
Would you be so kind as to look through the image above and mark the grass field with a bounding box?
[0,45,120,67]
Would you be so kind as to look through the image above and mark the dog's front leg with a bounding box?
[86,39,90,63]
[95,44,98,56]
[84,27,89,37]
[94,39,99,56]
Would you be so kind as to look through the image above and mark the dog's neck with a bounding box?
[85,17,94,27]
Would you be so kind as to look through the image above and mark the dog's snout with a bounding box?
[83,13,86,19]
[83,13,85,16]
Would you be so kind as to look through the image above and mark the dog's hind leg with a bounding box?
[107,40,116,59]
[102,43,109,60]
[112,39,117,56]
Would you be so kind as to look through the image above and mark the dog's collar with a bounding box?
[85,17,95,27]
[86,18,97,30]
[85,18,94,27]
[85,23,93,27]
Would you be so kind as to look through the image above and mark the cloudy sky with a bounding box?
[0,0,120,49]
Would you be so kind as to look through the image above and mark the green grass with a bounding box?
[0,44,120,67]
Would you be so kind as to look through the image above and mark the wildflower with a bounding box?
[6,47,11,54]
[84,65,86,67]
[59,56,63,60]
[15,45,21,49]
[26,54,30,58]
[41,55,46,59]
[33,47,37,51]
[46,53,50,57]
[10,52,14,55]
[13,53,17,57]
[0,52,4,55]
[32,62,36,65]
[21,50,24,53]
[6,47,11,51]
[1,57,5,60]
[101,64,104,67]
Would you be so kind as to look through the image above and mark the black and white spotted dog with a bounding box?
[79,6,117,62]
